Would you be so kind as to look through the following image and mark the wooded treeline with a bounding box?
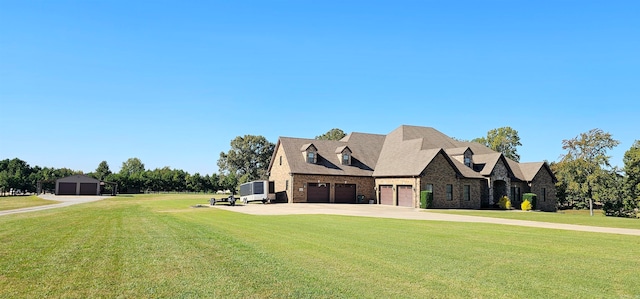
[0,157,237,195]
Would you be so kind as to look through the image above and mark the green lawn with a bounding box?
[428,209,640,229]
[0,195,59,211]
[0,194,639,298]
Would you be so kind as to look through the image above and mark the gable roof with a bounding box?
[518,162,558,183]
[270,124,550,182]
[373,126,484,179]
[271,133,385,177]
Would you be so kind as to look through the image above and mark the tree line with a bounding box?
[0,157,239,195]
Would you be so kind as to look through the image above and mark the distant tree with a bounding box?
[218,135,275,183]
[553,129,620,210]
[94,161,112,180]
[118,158,146,193]
[316,128,346,141]
[609,140,640,217]
[623,140,640,202]
[207,173,221,193]
[219,173,238,195]
[472,127,522,161]
[119,158,145,176]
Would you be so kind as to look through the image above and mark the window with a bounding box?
[425,184,433,192]
[307,152,315,163]
[279,156,282,165]
[542,188,546,202]
[464,157,472,167]
[511,186,521,201]
[342,153,350,165]
[285,180,289,190]
[446,184,453,201]
[464,185,470,201]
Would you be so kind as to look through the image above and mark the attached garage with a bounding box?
[397,185,414,207]
[334,184,356,204]
[380,185,393,205]
[307,183,330,203]
[56,175,101,196]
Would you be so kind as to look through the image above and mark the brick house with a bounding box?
[268,125,557,211]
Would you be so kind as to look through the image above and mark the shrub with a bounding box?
[521,199,532,211]
[498,196,511,210]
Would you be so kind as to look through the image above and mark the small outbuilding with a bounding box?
[55,175,101,196]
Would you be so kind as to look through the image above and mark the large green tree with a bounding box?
[623,140,640,201]
[118,158,146,193]
[611,140,640,217]
[316,128,346,141]
[217,135,275,183]
[553,129,620,210]
[94,161,112,180]
[472,127,522,161]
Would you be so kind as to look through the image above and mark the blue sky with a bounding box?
[1,1,638,175]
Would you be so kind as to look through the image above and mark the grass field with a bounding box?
[0,195,59,211]
[0,194,639,298]
[428,209,640,229]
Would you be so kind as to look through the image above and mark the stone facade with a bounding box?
[489,158,511,205]
[418,153,483,209]
[529,168,557,212]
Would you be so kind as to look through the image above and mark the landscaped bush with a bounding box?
[498,196,511,210]
[521,199,532,211]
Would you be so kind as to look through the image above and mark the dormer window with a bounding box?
[301,143,318,164]
[335,146,352,166]
[464,157,472,167]
[342,153,350,165]
[307,152,316,163]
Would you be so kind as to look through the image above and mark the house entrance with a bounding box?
[493,180,507,204]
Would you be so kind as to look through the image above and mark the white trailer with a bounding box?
[240,180,275,204]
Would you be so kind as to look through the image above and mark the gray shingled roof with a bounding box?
[374,126,486,178]
[518,162,545,181]
[275,133,385,176]
[272,125,549,182]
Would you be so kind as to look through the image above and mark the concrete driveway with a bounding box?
[0,194,109,216]
[211,203,640,236]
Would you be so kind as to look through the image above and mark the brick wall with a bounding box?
[268,143,293,203]
[375,177,420,206]
[530,167,557,212]
[418,153,484,209]
[292,174,375,203]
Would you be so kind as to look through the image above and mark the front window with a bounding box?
[446,184,453,201]
[342,153,350,165]
[464,185,470,201]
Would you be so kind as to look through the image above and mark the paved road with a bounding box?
[0,194,109,216]
[212,203,640,236]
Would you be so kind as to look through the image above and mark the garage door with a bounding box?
[307,183,330,203]
[380,185,393,205]
[58,182,76,195]
[397,185,414,207]
[79,183,97,195]
[335,184,356,204]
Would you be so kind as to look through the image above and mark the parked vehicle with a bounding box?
[239,180,275,204]
[210,195,237,206]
